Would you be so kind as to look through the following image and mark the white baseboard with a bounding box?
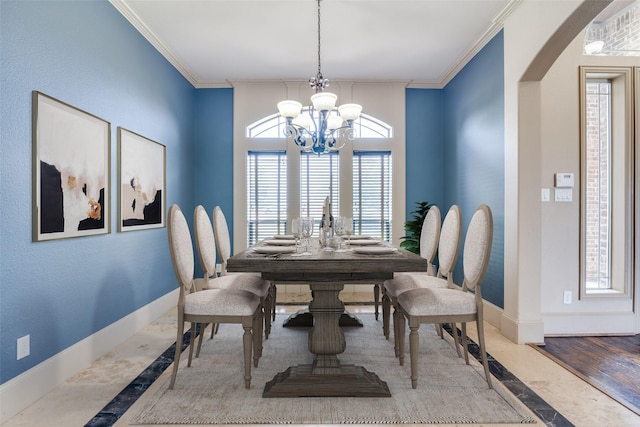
[482,299,503,328]
[500,311,545,345]
[0,289,178,424]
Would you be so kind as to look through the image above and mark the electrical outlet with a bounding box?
[17,335,30,360]
[563,291,572,305]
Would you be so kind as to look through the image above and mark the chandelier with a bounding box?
[277,0,362,155]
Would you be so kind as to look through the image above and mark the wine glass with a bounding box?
[343,217,353,248]
[291,217,301,252]
[334,216,346,250]
[300,217,314,253]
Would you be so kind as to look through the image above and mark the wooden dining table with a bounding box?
[227,238,428,397]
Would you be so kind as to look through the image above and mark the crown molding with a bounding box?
[109,0,199,87]
[439,0,523,88]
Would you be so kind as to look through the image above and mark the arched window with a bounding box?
[247,110,393,139]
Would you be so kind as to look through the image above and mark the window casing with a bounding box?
[579,66,635,299]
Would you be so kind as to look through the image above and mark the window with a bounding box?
[247,151,287,245]
[579,66,635,298]
[300,151,339,219]
[353,151,392,242]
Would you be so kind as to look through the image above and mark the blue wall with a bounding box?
[442,30,505,307]
[405,89,444,215]
[193,89,235,257]
[0,0,195,383]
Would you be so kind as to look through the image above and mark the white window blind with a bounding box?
[353,151,392,242]
[300,152,340,223]
[247,151,287,245]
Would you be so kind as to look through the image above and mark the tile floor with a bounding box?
[3,293,639,427]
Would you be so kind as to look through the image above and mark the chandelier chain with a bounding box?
[317,0,321,75]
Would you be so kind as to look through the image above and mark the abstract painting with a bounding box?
[32,91,111,241]
[118,128,165,231]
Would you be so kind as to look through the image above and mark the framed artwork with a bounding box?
[118,127,166,231]
[32,91,111,241]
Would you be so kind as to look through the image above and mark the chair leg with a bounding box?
[195,323,206,358]
[409,325,419,389]
[187,322,196,367]
[252,314,261,368]
[476,319,493,389]
[450,323,463,358]
[243,325,253,389]
[256,308,264,359]
[169,320,184,390]
[271,283,277,321]
[382,291,391,339]
[393,307,403,358]
[461,323,470,365]
[373,283,380,320]
[397,311,406,366]
[263,296,272,339]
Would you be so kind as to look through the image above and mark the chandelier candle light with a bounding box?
[277,0,362,155]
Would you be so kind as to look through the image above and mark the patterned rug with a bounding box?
[131,314,538,424]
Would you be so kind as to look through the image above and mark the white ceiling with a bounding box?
[110,0,521,89]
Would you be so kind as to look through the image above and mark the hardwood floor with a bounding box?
[533,334,640,416]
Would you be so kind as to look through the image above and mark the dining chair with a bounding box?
[389,205,463,359]
[212,205,274,338]
[167,204,262,390]
[396,204,494,389]
[382,205,441,340]
[194,205,272,341]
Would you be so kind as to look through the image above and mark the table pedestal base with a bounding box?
[263,363,391,397]
[282,309,363,327]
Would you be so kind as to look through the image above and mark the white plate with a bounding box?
[348,235,373,240]
[272,234,295,239]
[263,239,296,246]
[253,246,296,254]
[349,239,382,246]
[353,246,398,255]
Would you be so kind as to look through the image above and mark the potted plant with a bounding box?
[400,201,433,254]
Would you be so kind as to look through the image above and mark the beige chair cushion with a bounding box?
[206,274,270,299]
[385,274,447,298]
[185,288,260,316]
[397,287,476,317]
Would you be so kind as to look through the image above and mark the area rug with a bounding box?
[131,314,537,424]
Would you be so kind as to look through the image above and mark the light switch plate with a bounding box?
[541,188,550,202]
[555,188,572,202]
